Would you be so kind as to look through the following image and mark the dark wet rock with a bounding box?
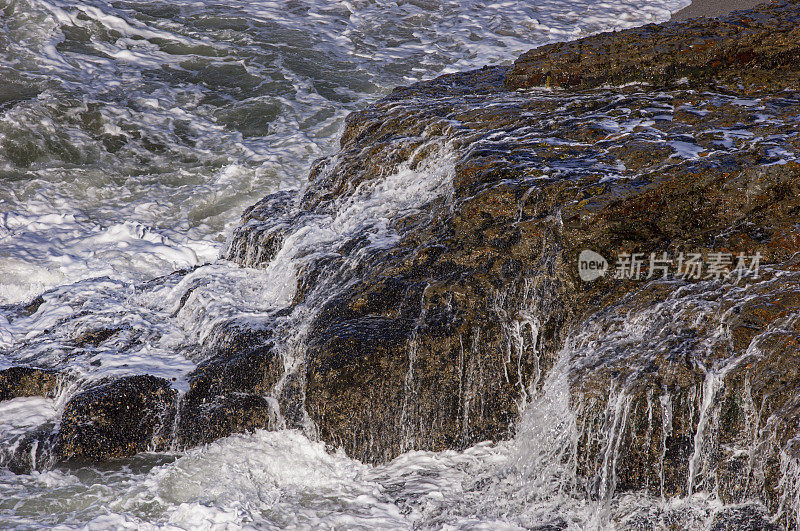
[567,271,800,514]
[305,316,416,462]
[185,322,283,398]
[20,295,45,317]
[174,320,284,447]
[222,1,800,481]
[301,266,568,464]
[224,189,298,267]
[709,504,780,530]
[177,394,275,447]
[73,327,122,348]
[1,425,58,475]
[276,370,306,429]
[0,367,60,402]
[55,375,177,462]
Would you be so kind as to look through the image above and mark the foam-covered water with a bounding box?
[0,0,699,527]
[0,320,771,529]
[0,0,687,304]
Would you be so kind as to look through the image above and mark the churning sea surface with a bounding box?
[0,0,717,528]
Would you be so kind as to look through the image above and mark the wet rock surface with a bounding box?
[175,320,284,446]
[177,393,275,448]
[507,0,800,93]
[3,1,800,523]
[228,1,800,466]
[55,375,177,462]
[2,425,59,475]
[0,367,59,402]
[222,0,800,519]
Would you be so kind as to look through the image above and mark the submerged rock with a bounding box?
[72,327,123,348]
[3,425,59,475]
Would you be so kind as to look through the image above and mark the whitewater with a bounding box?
[0,0,723,528]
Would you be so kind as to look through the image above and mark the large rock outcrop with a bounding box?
[4,2,800,522]
[225,0,800,460]
[220,0,800,519]
[506,0,800,93]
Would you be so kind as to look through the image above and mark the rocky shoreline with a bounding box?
[3,0,800,523]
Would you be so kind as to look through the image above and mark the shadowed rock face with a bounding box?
[176,321,284,447]
[177,394,275,448]
[3,425,59,475]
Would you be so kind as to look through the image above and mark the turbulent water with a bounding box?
[0,0,723,528]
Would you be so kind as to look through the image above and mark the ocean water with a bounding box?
[0,0,706,528]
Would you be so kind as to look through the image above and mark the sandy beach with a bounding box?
[671,0,767,20]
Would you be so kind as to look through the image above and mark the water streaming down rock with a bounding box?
[222,2,800,524]
[2,0,800,527]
